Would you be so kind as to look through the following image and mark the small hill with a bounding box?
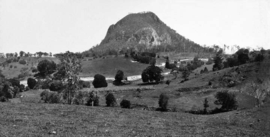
[92,12,204,54]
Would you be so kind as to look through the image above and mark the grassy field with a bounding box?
[80,56,150,77]
[0,57,59,79]
[1,55,270,136]
[1,89,269,136]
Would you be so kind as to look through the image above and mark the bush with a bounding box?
[20,84,25,92]
[0,96,7,102]
[19,59,27,65]
[0,84,13,99]
[49,80,64,91]
[25,86,30,91]
[158,93,169,111]
[182,67,190,81]
[106,92,117,107]
[78,80,91,88]
[35,60,56,78]
[8,78,20,88]
[40,90,60,103]
[115,70,124,82]
[92,74,108,88]
[27,78,37,89]
[86,91,99,106]
[203,98,209,114]
[236,48,249,65]
[72,91,84,105]
[255,54,264,62]
[141,65,163,83]
[213,49,224,71]
[214,91,237,111]
[120,99,131,108]
[113,70,124,86]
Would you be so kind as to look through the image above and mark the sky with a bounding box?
[0,0,269,54]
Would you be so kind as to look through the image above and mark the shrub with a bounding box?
[78,80,91,88]
[27,78,37,89]
[49,80,64,91]
[141,65,163,83]
[20,84,25,92]
[113,70,124,86]
[106,92,117,107]
[120,99,131,108]
[40,79,50,89]
[203,98,209,114]
[213,49,224,71]
[255,54,264,62]
[92,74,108,88]
[214,91,237,111]
[236,48,249,65]
[86,91,99,106]
[204,67,208,73]
[182,67,190,81]
[0,96,7,102]
[0,84,13,99]
[115,70,124,82]
[35,60,56,78]
[25,86,30,91]
[32,68,38,73]
[19,59,27,65]
[40,90,60,103]
[8,78,20,88]
[73,91,84,105]
[158,93,169,111]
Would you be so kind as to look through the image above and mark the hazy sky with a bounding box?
[0,0,269,54]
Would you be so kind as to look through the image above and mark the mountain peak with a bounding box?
[94,12,203,53]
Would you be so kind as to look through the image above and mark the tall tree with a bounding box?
[213,49,224,71]
[54,52,82,104]
[19,51,25,57]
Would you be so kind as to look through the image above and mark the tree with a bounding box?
[19,51,25,57]
[106,92,117,107]
[120,99,131,108]
[36,52,43,57]
[203,98,209,114]
[35,60,56,78]
[113,70,124,85]
[213,49,224,71]
[54,52,82,104]
[158,93,169,111]
[92,74,108,88]
[214,91,237,111]
[141,65,163,83]
[27,78,37,89]
[182,67,190,81]
[235,48,249,65]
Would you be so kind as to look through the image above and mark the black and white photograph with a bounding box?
[0,0,269,136]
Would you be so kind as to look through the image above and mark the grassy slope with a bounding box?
[1,57,270,136]
[0,57,59,79]
[1,98,269,136]
[80,56,149,77]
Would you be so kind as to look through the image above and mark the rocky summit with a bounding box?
[94,12,202,52]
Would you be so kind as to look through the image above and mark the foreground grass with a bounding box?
[0,100,269,137]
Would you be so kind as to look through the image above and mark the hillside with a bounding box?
[2,60,270,136]
[92,12,204,54]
